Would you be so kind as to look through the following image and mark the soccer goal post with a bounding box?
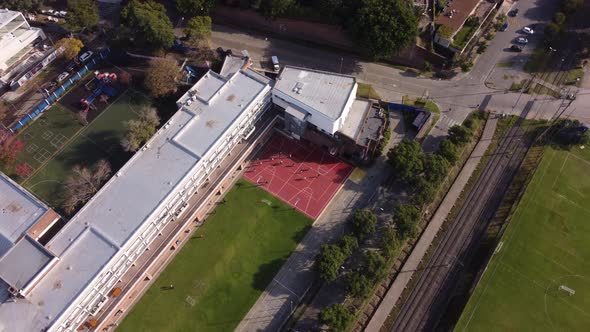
[559,285,576,295]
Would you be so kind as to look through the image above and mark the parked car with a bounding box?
[509,9,519,17]
[271,56,280,71]
[78,50,93,63]
[500,22,509,31]
[510,45,523,52]
[522,26,534,34]
[56,72,69,82]
[516,36,528,44]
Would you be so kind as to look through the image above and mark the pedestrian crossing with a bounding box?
[439,114,461,129]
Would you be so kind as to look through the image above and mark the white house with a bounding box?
[0,8,46,72]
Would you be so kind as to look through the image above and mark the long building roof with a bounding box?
[0,68,271,331]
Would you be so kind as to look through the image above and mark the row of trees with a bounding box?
[256,0,419,59]
[544,0,583,44]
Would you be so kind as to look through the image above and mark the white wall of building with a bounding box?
[272,83,357,135]
[0,10,45,70]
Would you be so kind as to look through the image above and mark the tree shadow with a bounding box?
[251,258,287,291]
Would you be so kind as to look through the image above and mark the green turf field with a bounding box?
[10,104,83,175]
[455,146,590,332]
[23,90,148,207]
[118,179,312,332]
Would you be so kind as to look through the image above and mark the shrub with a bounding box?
[448,125,473,146]
[438,139,460,163]
[316,244,346,283]
[350,209,377,239]
[345,272,373,298]
[392,204,421,239]
[319,304,354,332]
[380,227,401,258]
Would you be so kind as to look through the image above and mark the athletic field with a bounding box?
[118,179,312,332]
[455,146,590,331]
[20,90,148,207]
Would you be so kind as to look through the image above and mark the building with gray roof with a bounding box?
[272,66,357,135]
[0,68,272,332]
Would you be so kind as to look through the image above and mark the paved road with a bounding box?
[391,111,533,332]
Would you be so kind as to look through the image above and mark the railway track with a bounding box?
[390,111,532,332]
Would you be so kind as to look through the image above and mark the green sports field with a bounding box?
[455,146,590,331]
[20,90,148,207]
[118,179,312,332]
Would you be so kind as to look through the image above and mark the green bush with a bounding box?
[316,244,346,283]
[345,272,373,298]
[392,204,421,239]
[438,139,460,163]
[380,227,401,258]
[461,60,474,72]
[350,209,377,239]
[319,304,354,332]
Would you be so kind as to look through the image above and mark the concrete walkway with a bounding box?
[365,115,498,332]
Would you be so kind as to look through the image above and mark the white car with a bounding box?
[522,26,534,35]
[516,37,528,44]
[78,51,93,63]
[56,72,69,82]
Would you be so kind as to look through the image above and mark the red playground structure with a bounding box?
[79,71,119,113]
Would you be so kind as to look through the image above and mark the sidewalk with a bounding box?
[365,115,498,332]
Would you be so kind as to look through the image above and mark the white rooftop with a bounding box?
[0,9,19,26]
[274,65,356,120]
[341,99,370,139]
[0,172,48,256]
[0,69,271,331]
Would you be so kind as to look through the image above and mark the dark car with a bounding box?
[500,22,509,31]
[509,9,519,17]
[510,44,523,52]
[64,61,77,72]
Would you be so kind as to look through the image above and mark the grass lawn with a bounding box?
[564,68,584,86]
[118,179,313,332]
[455,146,590,332]
[22,90,147,208]
[357,82,381,99]
[452,26,475,49]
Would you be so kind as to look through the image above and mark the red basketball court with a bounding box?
[243,133,354,220]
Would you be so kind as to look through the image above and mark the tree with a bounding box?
[380,227,401,258]
[387,139,424,183]
[392,203,420,239]
[319,303,354,332]
[0,0,42,12]
[544,22,561,42]
[465,15,480,27]
[339,235,359,256]
[423,153,449,184]
[351,0,419,59]
[55,37,84,61]
[345,272,373,298]
[448,125,473,146]
[62,160,111,214]
[316,244,346,283]
[175,0,216,15]
[184,16,212,41]
[364,251,387,282]
[562,0,582,14]
[438,139,459,164]
[412,177,437,206]
[580,130,590,145]
[121,0,175,49]
[66,0,99,31]
[15,162,32,178]
[144,58,179,98]
[260,0,295,18]
[0,137,24,168]
[350,208,377,239]
[553,12,566,26]
[121,106,160,152]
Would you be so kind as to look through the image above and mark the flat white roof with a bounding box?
[0,172,48,256]
[341,99,370,139]
[274,65,356,120]
[0,9,19,27]
[0,69,271,331]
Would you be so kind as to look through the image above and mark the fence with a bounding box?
[9,48,111,133]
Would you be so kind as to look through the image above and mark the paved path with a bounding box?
[365,116,498,332]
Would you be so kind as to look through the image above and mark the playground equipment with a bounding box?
[79,71,119,113]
